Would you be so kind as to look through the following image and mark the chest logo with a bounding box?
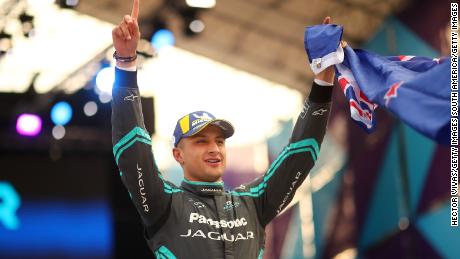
[223,201,240,211]
[188,198,206,209]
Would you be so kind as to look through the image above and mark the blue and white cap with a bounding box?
[172,111,234,147]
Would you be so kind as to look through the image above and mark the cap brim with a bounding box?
[186,119,234,139]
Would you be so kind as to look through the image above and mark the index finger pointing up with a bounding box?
[131,0,139,20]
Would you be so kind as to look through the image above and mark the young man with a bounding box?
[112,0,336,258]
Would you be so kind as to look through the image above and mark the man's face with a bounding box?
[173,125,227,182]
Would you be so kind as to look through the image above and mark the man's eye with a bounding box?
[196,140,206,143]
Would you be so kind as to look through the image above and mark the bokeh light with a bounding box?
[151,29,175,51]
[50,101,73,126]
[16,114,42,136]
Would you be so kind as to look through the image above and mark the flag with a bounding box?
[304,25,451,145]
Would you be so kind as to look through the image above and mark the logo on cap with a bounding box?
[191,112,213,128]
[173,110,234,147]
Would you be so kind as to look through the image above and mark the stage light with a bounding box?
[151,29,175,51]
[83,101,98,117]
[180,9,204,36]
[188,19,205,33]
[50,101,73,126]
[185,0,216,9]
[143,15,175,50]
[95,67,114,95]
[16,114,42,136]
[98,93,112,104]
[19,12,35,38]
[56,0,79,8]
[52,125,66,140]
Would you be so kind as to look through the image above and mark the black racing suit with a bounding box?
[111,67,333,259]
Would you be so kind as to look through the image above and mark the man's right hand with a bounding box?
[112,0,140,67]
[314,16,347,85]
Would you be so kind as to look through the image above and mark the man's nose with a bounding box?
[207,141,220,153]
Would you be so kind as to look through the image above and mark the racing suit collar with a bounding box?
[181,179,225,196]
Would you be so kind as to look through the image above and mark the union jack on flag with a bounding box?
[336,63,378,131]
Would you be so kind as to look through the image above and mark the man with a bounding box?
[111,0,337,258]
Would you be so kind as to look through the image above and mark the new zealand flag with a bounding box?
[305,25,451,145]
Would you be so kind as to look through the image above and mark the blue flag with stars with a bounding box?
[305,24,451,145]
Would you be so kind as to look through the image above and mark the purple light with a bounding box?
[16,113,42,136]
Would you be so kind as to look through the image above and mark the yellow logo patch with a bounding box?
[179,115,190,134]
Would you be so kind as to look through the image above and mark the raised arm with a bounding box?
[232,17,338,226]
[112,0,140,68]
[111,0,178,234]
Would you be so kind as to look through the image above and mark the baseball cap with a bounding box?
[172,111,234,147]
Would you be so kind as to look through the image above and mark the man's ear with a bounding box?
[172,147,184,165]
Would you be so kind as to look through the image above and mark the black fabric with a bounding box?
[114,67,138,88]
[145,202,172,239]
[309,81,334,103]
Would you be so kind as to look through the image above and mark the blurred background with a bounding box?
[0,0,457,258]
